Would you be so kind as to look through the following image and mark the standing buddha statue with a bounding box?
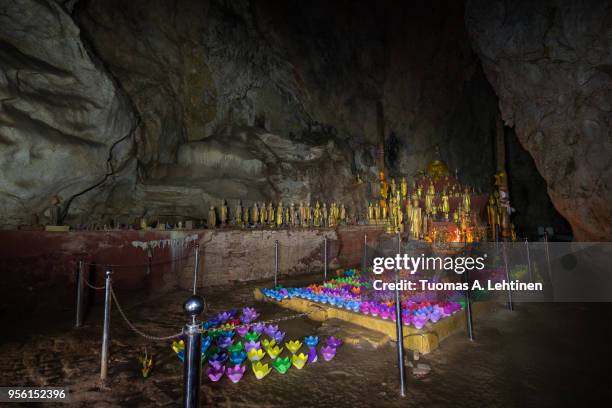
[462,187,471,214]
[251,202,259,226]
[268,203,275,227]
[220,199,228,226]
[276,202,284,227]
[322,203,329,227]
[340,203,346,224]
[441,190,450,221]
[313,201,322,227]
[208,206,217,229]
[235,200,242,226]
[260,202,267,225]
[401,177,408,201]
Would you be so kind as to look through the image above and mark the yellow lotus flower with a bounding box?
[247,348,265,362]
[291,353,308,369]
[262,338,276,350]
[266,345,284,359]
[251,361,272,380]
[285,340,302,354]
[171,340,184,353]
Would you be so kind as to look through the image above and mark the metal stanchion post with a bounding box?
[100,269,112,382]
[544,231,552,283]
[274,240,279,287]
[394,233,406,396]
[183,295,204,408]
[75,260,84,328]
[323,237,328,282]
[193,244,200,294]
[502,242,514,311]
[463,237,474,340]
[525,238,533,283]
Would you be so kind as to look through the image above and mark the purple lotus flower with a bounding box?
[240,307,259,324]
[217,336,233,349]
[244,340,261,353]
[208,352,227,365]
[264,324,279,338]
[325,336,343,348]
[307,346,318,363]
[217,311,232,323]
[252,323,265,334]
[320,345,337,361]
[236,325,250,337]
[226,364,246,383]
[412,314,428,330]
[272,330,286,343]
[206,365,225,382]
[209,360,225,370]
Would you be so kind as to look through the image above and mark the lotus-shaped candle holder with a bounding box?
[219,330,235,339]
[247,348,265,362]
[272,331,286,343]
[236,325,250,337]
[229,350,247,365]
[266,345,283,359]
[227,341,243,354]
[209,359,225,370]
[226,364,245,383]
[320,345,337,361]
[285,340,302,354]
[251,361,272,380]
[206,365,225,382]
[216,336,233,349]
[304,336,319,347]
[325,336,343,348]
[272,356,291,374]
[208,352,228,365]
[244,331,261,342]
[412,314,428,330]
[291,353,308,369]
[251,323,265,334]
[307,346,318,363]
[171,340,184,354]
[261,338,276,350]
[264,324,279,338]
[244,340,261,353]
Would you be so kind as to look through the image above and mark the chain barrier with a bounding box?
[82,277,106,290]
[110,285,183,341]
[196,310,315,336]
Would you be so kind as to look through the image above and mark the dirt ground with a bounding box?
[1,273,611,407]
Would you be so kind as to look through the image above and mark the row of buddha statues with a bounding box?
[206,200,350,229]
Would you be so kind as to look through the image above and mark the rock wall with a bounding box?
[466,0,612,240]
[0,0,137,228]
[71,0,499,222]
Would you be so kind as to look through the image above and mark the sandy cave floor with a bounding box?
[1,273,611,408]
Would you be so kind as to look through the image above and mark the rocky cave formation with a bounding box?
[0,0,609,240]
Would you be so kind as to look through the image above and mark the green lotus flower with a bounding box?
[272,356,291,374]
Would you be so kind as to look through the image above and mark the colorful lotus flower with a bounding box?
[261,338,276,350]
[227,341,243,354]
[320,345,337,361]
[171,340,184,354]
[251,323,265,334]
[209,359,225,370]
[247,348,265,362]
[272,356,291,374]
[216,336,233,349]
[240,307,259,324]
[236,326,250,338]
[307,347,318,363]
[229,351,247,365]
[304,336,319,347]
[291,353,308,369]
[208,352,228,365]
[272,331,286,343]
[251,361,272,380]
[244,340,261,353]
[219,330,235,339]
[244,331,261,342]
[325,336,343,348]
[266,345,283,359]
[285,340,302,354]
[206,365,225,382]
[226,364,245,383]
[264,324,279,338]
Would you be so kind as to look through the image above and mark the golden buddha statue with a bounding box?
[259,202,267,225]
[268,202,275,227]
[340,203,346,224]
[390,178,397,197]
[290,203,298,226]
[368,202,374,222]
[243,206,249,226]
[417,184,423,199]
[276,202,284,227]
[425,182,435,215]
[322,203,328,227]
[235,200,242,225]
[208,206,217,229]
[313,201,322,227]
[374,203,381,220]
[462,187,471,214]
[284,206,290,227]
[441,190,450,220]
[220,199,228,226]
[251,203,259,226]
[410,197,422,240]
[401,177,408,200]
[426,144,449,181]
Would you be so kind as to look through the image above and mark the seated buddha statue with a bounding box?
[426,144,449,181]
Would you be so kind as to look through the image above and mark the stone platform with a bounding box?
[254,288,499,354]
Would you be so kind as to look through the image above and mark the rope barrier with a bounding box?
[110,285,183,341]
[82,277,106,290]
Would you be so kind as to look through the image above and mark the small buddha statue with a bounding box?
[260,202,267,225]
[299,202,306,227]
[322,203,328,227]
[284,206,290,228]
[313,201,322,227]
[235,200,243,225]
[390,178,397,197]
[276,202,284,227]
[220,199,228,226]
[401,177,408,200]
[462,187,471,214]
[290,203,298,226]
[268,202,275,227]
[340,203,346,224]
[208,206,217,229]
[251,203,259,226]
[243,206,250,226]
[441,190,450,220]
[368,202,374,222]
[48,195,62,226]
[374,203,381,220]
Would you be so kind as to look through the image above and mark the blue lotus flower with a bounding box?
[229,350,247,365]
[304,336,319,347]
